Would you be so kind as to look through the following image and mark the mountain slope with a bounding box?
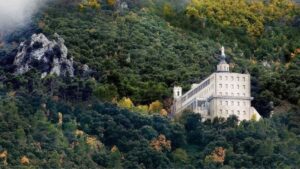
[0,1,299,168]
[37,1,300,116]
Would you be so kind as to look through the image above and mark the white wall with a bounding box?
[173,71,259,121]
[213,72,252,120]
[215,72,250,97]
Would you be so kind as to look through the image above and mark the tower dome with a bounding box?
[217,46,230,72]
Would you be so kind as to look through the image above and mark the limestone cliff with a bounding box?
[12,33,75,78]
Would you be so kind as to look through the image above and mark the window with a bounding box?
[219,92,222,96]
[220,100,222,105]
[231,76,234,80]
[243,77,246,81]
[237,76,240,81]
[219,76,222,80]
[243,111,246,115]
[231,110,234,114]
[226,84,228,88]
[237,85,240,89]
[231,84,234,89]
[231,93,234,96]
[237,110,240,115]
[237,102,240,106]
[177,91,180,96]
[243,85,246,89]
[243,93,245,96]
[225,76,228,80]
[237,93,240,96]
[226,101,228,105]
[219,84,222,88]
[231,101,234,106]
[220,109,223,115]
[226,110,228,115]
[243,101,246,106]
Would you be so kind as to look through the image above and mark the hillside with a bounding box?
[39,0,300,116]
[0,0,299,168]
[1,0,299,116]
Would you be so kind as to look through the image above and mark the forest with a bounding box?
[0,0,299,168]
[0,94,299,168]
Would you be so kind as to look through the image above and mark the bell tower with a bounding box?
[217,46,230,72]
[173,86,182,99]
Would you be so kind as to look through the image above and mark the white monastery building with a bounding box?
[172,47,261,121]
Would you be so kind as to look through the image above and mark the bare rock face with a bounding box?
[13,33,75,78]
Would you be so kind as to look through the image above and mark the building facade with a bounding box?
[172,47,261,121]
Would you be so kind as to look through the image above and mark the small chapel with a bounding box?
[171,47,261,121]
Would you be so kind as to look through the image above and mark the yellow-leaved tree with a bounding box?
[135,105,149,114]
[204,147,226,165]
[118,97,134,109]
[107,0,116,7]
[79,0,100,10]
[0,150,8,165]
[163,3,175,18]
[160,109,168,116]
[150,134,171,152]
[149,100,163,113]
[186,0,297,36]
[20,156,30,165]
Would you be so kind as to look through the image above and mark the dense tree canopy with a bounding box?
[0,95,299,168]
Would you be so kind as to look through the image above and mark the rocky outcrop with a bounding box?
[13,33,75,78]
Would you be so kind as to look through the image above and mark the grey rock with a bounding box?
[13,33,75,78]
[82,64,93,77]
[262,61,271,68]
